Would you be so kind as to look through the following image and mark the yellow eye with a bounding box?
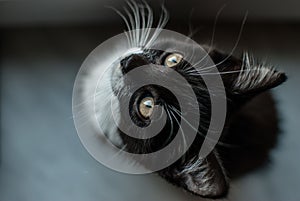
[138,97,154,119]
[164,53,183,67]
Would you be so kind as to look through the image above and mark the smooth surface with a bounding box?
[1,24,300,201]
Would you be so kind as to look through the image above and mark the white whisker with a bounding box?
[193,11,248,72]
[107,6,133,47]
[168,105,236,148]
[124,6,136,46]
[167,105,188,157]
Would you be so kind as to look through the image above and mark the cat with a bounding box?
[81,1,287,199]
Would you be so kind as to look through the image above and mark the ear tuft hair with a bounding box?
[232,53,287,95]
[231,52,287,96]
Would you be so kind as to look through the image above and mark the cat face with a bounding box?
[113,48,205,124]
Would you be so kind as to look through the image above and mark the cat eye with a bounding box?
[138,97,154,119]
[164,53,183,67]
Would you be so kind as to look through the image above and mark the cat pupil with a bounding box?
[144,100,153,108]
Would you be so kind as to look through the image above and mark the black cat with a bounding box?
[87,1,287,198]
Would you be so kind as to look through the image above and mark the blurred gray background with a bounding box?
[1,0,300,201]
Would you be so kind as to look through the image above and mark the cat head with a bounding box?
[107,1,286,198]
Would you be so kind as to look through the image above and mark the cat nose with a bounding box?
[120,54,148,74]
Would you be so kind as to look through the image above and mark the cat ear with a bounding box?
[208,49,287,97]
[160,151,228,198]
